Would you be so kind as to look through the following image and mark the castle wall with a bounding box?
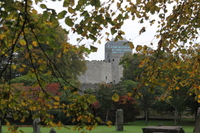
[78,61,112,84]
[78,40,131,88]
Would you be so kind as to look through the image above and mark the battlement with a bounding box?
[78,40,131,85]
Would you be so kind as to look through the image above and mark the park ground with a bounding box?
[2,119,197,133]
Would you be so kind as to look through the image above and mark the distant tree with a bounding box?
[114,95,140,123]
[120,52,144,82]
[94,83,116,123]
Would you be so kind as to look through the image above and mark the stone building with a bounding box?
[78,39,132,90]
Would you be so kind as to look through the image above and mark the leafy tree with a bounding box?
[120,52,144,82]
[89,83,139,124]
[94,83,116,123]
[114,95,140,123]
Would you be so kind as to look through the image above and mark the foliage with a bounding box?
[120,52,145,82]
[92,83,117,123]
[0,0,200,132]
[114,95,140,123]
[90,83,139,124]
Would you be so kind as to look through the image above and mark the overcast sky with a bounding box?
[34,0,161,61]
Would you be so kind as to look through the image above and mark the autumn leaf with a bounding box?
[68,7,75,13]
[32,41,37,47]
[86,94,96,103]
[136,45,142,52]
[112,93,119,102]
[139,27,146,35]
[54,96,60,101]
[128,42,134,49]
[19,39,26,46]
[127,93,132,97]
[175,87,180,90]
[18,68,24,72]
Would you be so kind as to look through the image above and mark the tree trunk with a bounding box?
[105,109,109,123]
[0,119,2,133]
[174,107,178,126]
[145,110,148,125]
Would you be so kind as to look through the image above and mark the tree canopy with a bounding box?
[0,0,199,132]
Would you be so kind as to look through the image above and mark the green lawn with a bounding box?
[2,119,196,133]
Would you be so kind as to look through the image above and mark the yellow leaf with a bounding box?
[38,59,43,63]
[0,34,5,39]
[46,70,52,76]
[106,120,112,127]
[20,117,25,122]
[129,41,134,49]
[139,60,145,67]
[19,68,24,72]
[64,86,68,90]
[127,93,132,97]
[54,96,60,101]
[31,9,38,14]
[19,39,26,46]
[175,87,180,90]
[136,45,142,52]
[166,96,172,99]
[112,93,119,102]
[156,35,160,38]
[12,65,17,70]
[57,52,61,58]
[46,22,53,25]
[25,53,29,59]
[32,41,38,47]
[22,64,26,67]
[77,116,82,121]
[198,95,200,99]
[86,94,96,103]
[54,102,59,106]
[86,126,91,130]
[105,32,109,35]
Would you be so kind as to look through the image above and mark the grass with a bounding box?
[2,119,196,133]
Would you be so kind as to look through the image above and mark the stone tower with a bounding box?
[78,39,132,85]
[104,39,132,83]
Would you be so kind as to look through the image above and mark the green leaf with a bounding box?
[111,28,117,35]
[94,15,103,22]
[90,46,98,52]
[58,10,67,19]
[81,11,89,17]
[35,0,39,4]
[68,7,75,13]
[63,0,69,7]
[40,4,47,9]
[1,11,8,18]
[89,34,97,41]
[78,0,87,7]
[86,94,96,103]
[65,17,74,27]
[91,0,101,8]
[42,11,49,20]
[106,17,114,25]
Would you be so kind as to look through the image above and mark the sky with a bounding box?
[34,0,161,61]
